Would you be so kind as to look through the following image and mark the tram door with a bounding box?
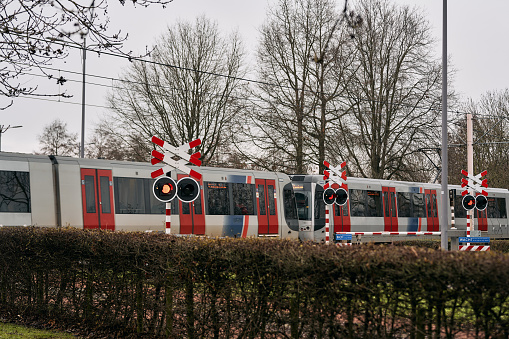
[476,205,488,232]
[256,179,279,235]
[80,168,115,231]
[425,189,439,231]
[382,187,398,232]
[178,174,205,235]
[333,184,351,232]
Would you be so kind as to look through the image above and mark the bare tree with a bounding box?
[85,120,149,161]
[0,0,171,108]
[305,2,361,173]
[234,0,356,174]
[330,0,442,181]
[449,90,509,188]
[106,16,245,165]
[37,119,79,156]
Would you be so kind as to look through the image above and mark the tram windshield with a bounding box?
[292,182,312,221]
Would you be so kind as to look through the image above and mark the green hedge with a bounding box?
[1,227,509,338]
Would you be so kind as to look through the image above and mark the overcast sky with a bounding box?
[1,0,508,154]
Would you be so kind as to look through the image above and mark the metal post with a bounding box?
[440,0,449,250]
[467,110,474,243]
[80,38,86,158]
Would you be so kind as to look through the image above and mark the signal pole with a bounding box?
[440,0,449,250]
[467,110,474,239]
[80,38,86,158]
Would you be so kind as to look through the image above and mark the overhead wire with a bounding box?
[0,32,494,118]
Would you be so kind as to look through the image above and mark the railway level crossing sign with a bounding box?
[322,160,348,245]
[460,170,488,211]
[322,160,348,206]
[151,136,202,180]
[459,169,490,250]
[150,136,203,234]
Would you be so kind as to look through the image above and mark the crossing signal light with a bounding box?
[153,176,177,202]
[323,187,349,206]
[476,195,488,211]
[335,188,348,206]
[323,188,336,205]
[177,177,200,203]
[462,194,476,211]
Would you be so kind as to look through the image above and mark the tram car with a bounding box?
[2,151,508,243]
[0,152,299,239]
[290,175,509,243]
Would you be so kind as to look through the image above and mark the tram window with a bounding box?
[350,190,381,217]
[205,182,230,215]
[390,192,397,217]
[194,195,202,215]
[294,192,311,220]
[383,192,390,217]
[397,192,411,217]
[268,185,276,215]
[114,177,167,214]
[114,177,144,214]
[292,182,311,221]
[314,188,325,220]
[499,198,507,219]
[84,175,97,213]
[454,195,466,218]
[182,202,190,215]
[366,190,382,217]
[431,194,438,217]
[283,183,299,229]
[350,189,366,217]
[397,192,425,218]
[232,183,255,215]
[99,176,111,214]
[487,197,507,219]
[258,185,266,216]
[412,193,425,217]
[0,170,31,213]
[425,194,432,218]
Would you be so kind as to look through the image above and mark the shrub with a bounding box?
[1,227,509,338]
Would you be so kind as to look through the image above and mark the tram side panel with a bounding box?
[56,159,85,228]
[29,159,57,227]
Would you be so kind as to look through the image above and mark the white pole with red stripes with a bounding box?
[166,202,171,234]
[325,207,330,244]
